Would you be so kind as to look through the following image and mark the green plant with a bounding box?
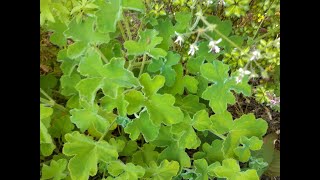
[40,0,280,179]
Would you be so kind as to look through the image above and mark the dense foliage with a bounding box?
[40,0,280,179]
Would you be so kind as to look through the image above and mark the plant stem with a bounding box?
[118,21,128,41]
[40,88,54,102]
[213,132,226,140]
[40,97,68,112]
[93,46,108,63]
[139,54,147,77]
[99,119,117,141]
[132,60,152,66]
[122,12,132,40]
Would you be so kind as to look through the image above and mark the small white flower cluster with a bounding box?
[174,31,223,57]
[174,31,184,46]
[208,38,222,53]
[249,50,261,61]
[235,68,251,84]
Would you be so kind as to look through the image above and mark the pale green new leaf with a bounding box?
[107,160,145,180]
[132,144,159,167]
[223,114,268,159]
[144,160,180,180]
[124,29,167,59]
[174,95,206,116]
[212,158,259,180]
[234,136,263,162]
[40,104,55,156]
[70,107,109,137]
[63,132,118,180]
[41,159,68,180]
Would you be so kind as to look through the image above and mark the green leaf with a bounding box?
[67,41,88,59]
[47,19,68,47]
[223,114,268,159]
[100,91,129,117]
[234,136,263,162]
[122,0,145,12]
[124,90,145,115]
[125,73,183,126]
[109,138,126,153]
[174,12,192,33]
[183,75,198,93]
[107,160,145,180]
[186,56,205,75]
[41,159,67,180]
[40,104,55,156]
[63,131,118,180]
[40,74,58,98]
[132,144,159,167]
[158,144,191,169]
[76,57,139,105]
[95,0,122,33]
[144,160,180,180]
[40,0,55,25]
[194,159,209,180]
[193,109,233,135]
[124,29,167,59]
[175,95,206,116]
[147,51,180,87]
[155,18,175,51]
[64,17,110,58]
[70,107,109,137]
[140,73,165,97]
[57,49,79,76]
[171,113,201,149]
[60,71,81,97]
[125,111,159,142]
[119,140,138,156]
[201,61,251,113]
[212,158,259,180]
[200,140,225,164]
[49,110,74,138]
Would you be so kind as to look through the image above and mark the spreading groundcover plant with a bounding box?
[40,0,280,179]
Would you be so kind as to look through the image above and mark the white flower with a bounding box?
[249,50,261,61]
[208,38,222,53]
[235,68,251,84]
[188,43,199,56]
[174,31,184,46]
[239,68,251,75]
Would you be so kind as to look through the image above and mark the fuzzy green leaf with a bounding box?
[41,159,68,180]
[201,61,251,113]
[125,111,159,142]
[124,29,167,59]
[144,160,180,180]
[122,0,145,12]
[147,51,180,86]
[223,114,268,159]
[132,144,159,167]
[212,158,259,180]
[63,131,118,180]
[95,0,122,33]
[107,160,145,180]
